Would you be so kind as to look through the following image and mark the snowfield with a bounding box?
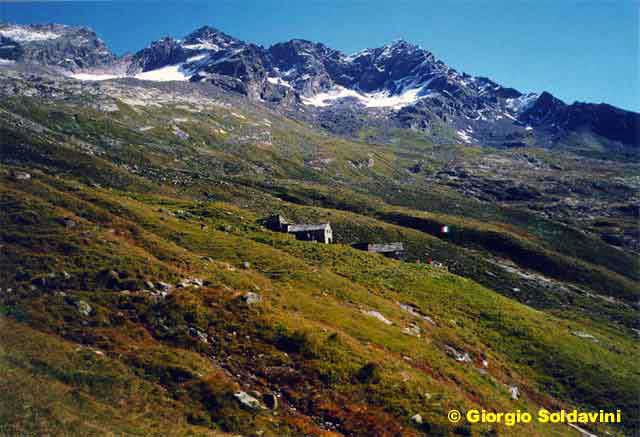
[134,64,190,82]
[302,85,426,109]
[71,64,191,82]
[456,129,474,144]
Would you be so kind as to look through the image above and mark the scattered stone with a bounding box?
[177,278,203,288]
[60,271,71,280]
[363,310,393,325]
[509,385,519,400]
[444,345,472,363]
[411,414,423,425]
[482,359,489,368]
[173,125,190,140]
[572,331,597,341]
[74,300,92,317]
[234,391,264,410]
[156,282,173,292]
[398,302,436,325]
[189,327,209,344]
[11,171,31,181]
[243,292,261,305]
[242,261,251,269]
[402,323,421,337]
[61,218,77,228]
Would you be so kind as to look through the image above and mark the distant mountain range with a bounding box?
[1,22,637,150]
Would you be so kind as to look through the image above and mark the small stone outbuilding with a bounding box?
[353,242,404,259]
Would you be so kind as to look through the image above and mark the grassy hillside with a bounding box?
[0,73,638,436]
[1,168,637,436]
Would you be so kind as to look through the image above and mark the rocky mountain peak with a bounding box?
[127,36,187,74]
[185,25,222,39]
[183,25,243,51]
[520,91,567,124]
[0,23,115,71]
[381,38,421,54]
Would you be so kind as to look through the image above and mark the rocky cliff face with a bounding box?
[126,37,188,73]
[0,24,115,71]
[520,92,640,146]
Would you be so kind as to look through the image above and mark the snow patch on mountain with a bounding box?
[71,63,191,82]
[506,93,539,113]
[183,42,221,51]
[186,54,208,63]
[303,85,425,109]
[267,76,293,89]
[456,129,474,144]
[0,26,61,42]
[134,64,191,81]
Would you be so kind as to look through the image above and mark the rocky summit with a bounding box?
[0,20,638,437]
[0,23,116,71]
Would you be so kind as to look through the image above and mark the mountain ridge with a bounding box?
[0,22,638,151]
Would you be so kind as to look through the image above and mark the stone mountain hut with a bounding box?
[287,223,333,244]
[265,215,333,244]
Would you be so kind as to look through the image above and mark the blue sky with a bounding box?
[1,1,638,111]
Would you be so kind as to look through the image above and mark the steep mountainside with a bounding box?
[0,22,638,437]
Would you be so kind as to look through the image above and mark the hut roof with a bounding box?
[287,224,331,232]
